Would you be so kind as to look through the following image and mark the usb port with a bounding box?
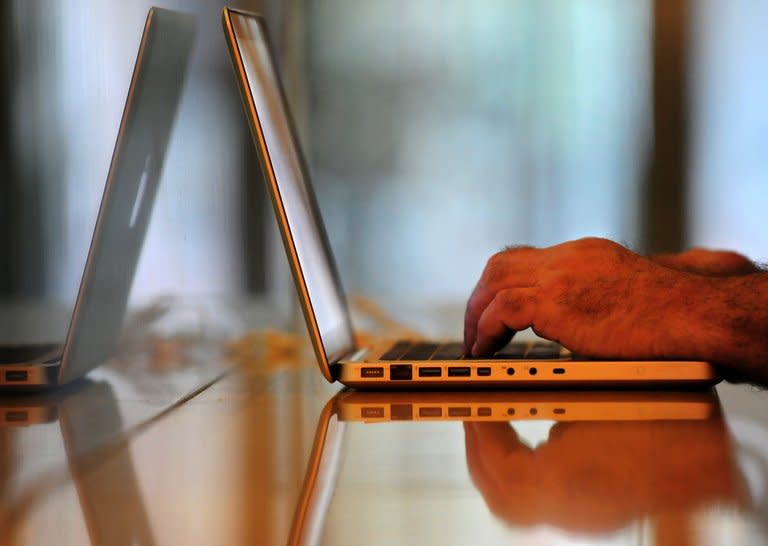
[477,367,491,376]
[448,367,470,377]
[553,368,566,375]
[361,367,384,378]
[390,364,412,380]
[448,407,472,417]
[5,370,28,382]
[418,367,442,378]
[419,407,443,418]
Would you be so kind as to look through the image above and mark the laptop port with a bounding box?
[361,367,384,378]
[477,367,491,376]
[448,407,472,417]
[5,411,28,422]
[391,404,413,420]
[361,407,385,418]
[447,367,470,377]
[419,407,442,418]
[553,368,566,375]
[418,367,442,378]
[390,364,412,380]
[5,370,28,382]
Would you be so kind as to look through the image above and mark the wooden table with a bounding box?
[2,335,768,546]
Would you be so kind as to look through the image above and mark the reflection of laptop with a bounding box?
[0,8,195,389]
[222,8,717,388]
[0,381,155,544]
[288,389,725,546]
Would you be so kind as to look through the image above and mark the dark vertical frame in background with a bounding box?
[643,0,690,254]
[0,2,17,295]
[0,3,56,298]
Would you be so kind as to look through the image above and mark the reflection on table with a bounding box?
[0,380,153,545]
[4,363,768,546]
[294,389,751,545]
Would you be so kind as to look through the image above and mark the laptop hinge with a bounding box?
[329,362,343,381]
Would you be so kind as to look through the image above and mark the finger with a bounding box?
[464,423,500,496]
[463,252,538,354]
[464,422,530,503]
[466,421,530,455]
[464,285,495,354]
[472,288,537,357]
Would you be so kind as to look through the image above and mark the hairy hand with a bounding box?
[650,248,759,277]
[463,237,703,358]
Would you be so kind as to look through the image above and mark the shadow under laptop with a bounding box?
[291,389,755,545]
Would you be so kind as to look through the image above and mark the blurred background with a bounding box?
[2,3,768,544]
[0,0,766,333]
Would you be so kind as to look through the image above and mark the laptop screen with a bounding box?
[228,12,355,365]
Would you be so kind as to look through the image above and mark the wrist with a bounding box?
[669,273,768,376]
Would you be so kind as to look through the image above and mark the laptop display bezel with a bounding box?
[223,9,357,381]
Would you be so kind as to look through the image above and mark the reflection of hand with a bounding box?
[464,419,748,533]
[650,248,759,277]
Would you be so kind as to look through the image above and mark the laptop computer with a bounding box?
[222,8,717,388]
[288,389,737,545]
[0,380,154,544]
[0,8,195,389]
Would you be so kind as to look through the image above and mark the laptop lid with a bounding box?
[58,8,195,384]
[223,9,356,382]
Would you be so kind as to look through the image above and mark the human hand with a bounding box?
[463,417,746,533]
[464,237,703,358]
[650,248,759,277]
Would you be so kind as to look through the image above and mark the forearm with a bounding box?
[670,272,768,380]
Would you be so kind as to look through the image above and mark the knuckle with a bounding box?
[541,274,570,299]
[496,288,534,311]
[485,251,509,272]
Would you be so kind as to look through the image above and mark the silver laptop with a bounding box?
[0,8,195,389]
[222,8,717,388]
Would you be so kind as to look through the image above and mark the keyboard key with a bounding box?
[401,343,439,360]
[379,341,412,361]
[525,343,563,359]
[431,342,465,360]
[492,343,530,359]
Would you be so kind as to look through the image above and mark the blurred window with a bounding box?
[690,0,768,262]
[305,1,652,305]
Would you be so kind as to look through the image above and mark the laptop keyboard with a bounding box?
[378,340,565,361]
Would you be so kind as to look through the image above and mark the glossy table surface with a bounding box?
[3,326,768,546]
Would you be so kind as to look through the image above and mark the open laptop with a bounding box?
[222,8,717,388]
[288,389,737,546]
[0,8,195,389]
